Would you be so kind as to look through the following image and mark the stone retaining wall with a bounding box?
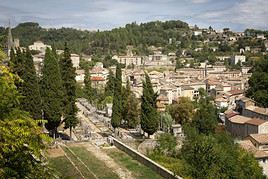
[109,136,182,179]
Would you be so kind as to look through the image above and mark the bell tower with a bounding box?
[7,20,14,57]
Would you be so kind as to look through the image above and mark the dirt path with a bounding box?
[69,142,134,179]
[75,102,135,179]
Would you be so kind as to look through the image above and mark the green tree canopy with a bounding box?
[0,54,51,178]
[111,64,122,128]
[191,97,217,135]
[181,128,263,179]
[84,67,93,102]
[105,69,115,97]
[17,48,42,119]
[246,57,268,107]
[167,97,194,125]
[40,48,63,137]
[141,73,159,137]
[59,43,78,139]
[122,79,139,128]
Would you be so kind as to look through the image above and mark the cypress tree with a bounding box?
[40,48,63,138]
[141,73,159,138]
[7,48,42,119]
[111,64,122,129]
[122,79,130,125]
[19,49,42,119]
[105,69,115,97]
[122,79,139,128]
[84,67,93,102]
[59,43,78,140]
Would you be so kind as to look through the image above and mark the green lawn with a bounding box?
[104,148,163,179]
[49,145,163,179]
[64,146,119,179]
[49,145,119,179]
[49,156,83,179]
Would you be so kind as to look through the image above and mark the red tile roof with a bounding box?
[245,118,267,126]
[229,90,244,96]
[225,111,239,119]
[91,76,105,81]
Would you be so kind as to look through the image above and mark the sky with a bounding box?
[0,0,267,31]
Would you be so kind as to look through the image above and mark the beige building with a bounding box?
[75,69,85,83]
[29,41,51,52]
[226,115,250,138]
[236,97,268,120]
[113,55,143,67]
[226,114,268,138]
[71,54,80,69]
[239,135,268,176]
[148,51,168,61]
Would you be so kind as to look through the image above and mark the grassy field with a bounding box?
[66,146,119,179]
[48,146,119,179]
[49,155,84,179]
[48,145,163,179]
[104,148,163,179]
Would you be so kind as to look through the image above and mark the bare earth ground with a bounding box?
[68,142,134,179]
[47,147,65,158]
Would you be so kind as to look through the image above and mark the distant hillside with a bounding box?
[0,20,189,55]
[1,21,266,57]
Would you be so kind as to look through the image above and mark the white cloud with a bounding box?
[198,0,268,30]
[191,0,210,4]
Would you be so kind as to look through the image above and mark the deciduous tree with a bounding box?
[246,57,268,107]
[0,53,51,178]
[167,97,194,125]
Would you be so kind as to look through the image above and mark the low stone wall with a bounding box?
[109,136,182,179]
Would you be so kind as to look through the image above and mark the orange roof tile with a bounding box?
[245,118,267,126]
[91,76,105,81]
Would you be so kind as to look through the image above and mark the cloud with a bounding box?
[191,0,210,4]
[198,0,268,30]
[0,0,267,31]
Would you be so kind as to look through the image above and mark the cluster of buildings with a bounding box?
[223,97,268,175]
[28,41,84,75]
[112,46,175,68]
[5,24,268,175]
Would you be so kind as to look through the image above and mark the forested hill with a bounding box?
[0,20,189,55]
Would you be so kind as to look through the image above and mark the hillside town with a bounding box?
[1,1,268,178]
[4,23,268,177]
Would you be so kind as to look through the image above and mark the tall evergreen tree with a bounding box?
[122,79,139,128]
[59,43,78,139]
[122,79,131,124]
[105,69,115,97]
[19,49,42,119]
[141,73,159,137]
[126,92,139,128]
[40,48,63,138]
[111,64,122,129]
[84,67,93,102]
[7,48,42,119]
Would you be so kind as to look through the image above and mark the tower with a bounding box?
[7,20,14,57]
